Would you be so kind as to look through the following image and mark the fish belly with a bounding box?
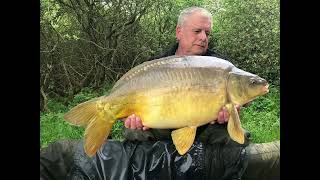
[134,87,226,129]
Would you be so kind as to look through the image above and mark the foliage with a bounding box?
[40,0,280,111]
[67,87,100,109]
[40,85,126,148]
[241,85,280,143]
[211,0,280,85]
[40,112,84,148]
[47,99,68,113]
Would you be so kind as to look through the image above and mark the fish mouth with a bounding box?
[262,83,269,93]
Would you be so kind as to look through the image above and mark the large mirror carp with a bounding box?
[64,55,269,157]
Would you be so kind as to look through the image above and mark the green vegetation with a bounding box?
[41,0,280,111]
[211,0,280,86]
[40,111,84,148]
[241,85,280,143]
[40,86,125,148]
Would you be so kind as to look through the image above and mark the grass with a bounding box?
[40,86,125,148]
[40,112,85,148]
[240,85,280,143]
[40,111,125,148]
[40,85,280,148]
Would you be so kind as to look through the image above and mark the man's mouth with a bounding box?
[193,42,206,48]
[194,44,205,48]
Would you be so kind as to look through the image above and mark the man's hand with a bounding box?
[124,104,246,130]
[212,105,241,124]
[124,114,150,131]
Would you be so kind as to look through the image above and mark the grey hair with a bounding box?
[177,6,212,27]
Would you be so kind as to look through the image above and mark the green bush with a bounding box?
[47,99,68,113]
[67,87,100,109]
[211,0,280,85]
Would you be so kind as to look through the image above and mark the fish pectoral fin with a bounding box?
[84,117,114,157]
[226,104,245,144]
[171,126,197,155]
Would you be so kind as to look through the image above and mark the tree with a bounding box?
[210,0,280,85]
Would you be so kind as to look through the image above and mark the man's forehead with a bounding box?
[187,20,211,30]
[185,13,211,29]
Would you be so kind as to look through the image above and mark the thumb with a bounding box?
[235,104,241,113]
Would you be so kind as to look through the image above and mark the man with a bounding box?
[123,6,236,140]
[40,6,279,180]
[122,6,246,141]
[120,6,280,179]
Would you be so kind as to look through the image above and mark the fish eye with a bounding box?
[250,79,256,84]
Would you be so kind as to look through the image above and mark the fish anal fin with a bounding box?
[226,104,245,144]
[171,126,197,155]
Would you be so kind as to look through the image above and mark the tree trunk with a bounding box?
[40,86,50,112]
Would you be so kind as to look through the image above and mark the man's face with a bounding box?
[176,12,211,55]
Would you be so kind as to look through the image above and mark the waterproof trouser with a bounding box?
[40,139,279,180]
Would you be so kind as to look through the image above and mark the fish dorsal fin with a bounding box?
[111,55,182,91]
[171,126,197,155]
[226,103,245,144]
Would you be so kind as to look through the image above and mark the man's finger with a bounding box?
[217,110,224,124]
[136,117,143,130]
[124,117,131,128]
[130,116,137,129]
[235,104,241,114]
[223,107,229,123]
[142,126,150,131]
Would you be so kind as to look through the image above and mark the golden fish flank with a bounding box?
[64,55,269,157]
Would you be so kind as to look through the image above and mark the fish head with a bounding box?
[227,68,269,105]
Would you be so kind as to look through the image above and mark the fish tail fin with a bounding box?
[64,98,101,127]
[226,104,245,144]
[84,112,115,157]
[64,98,117,157]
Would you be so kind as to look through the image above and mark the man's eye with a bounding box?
[194,30,200,33]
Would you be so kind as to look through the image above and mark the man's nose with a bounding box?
[198,31,208,41]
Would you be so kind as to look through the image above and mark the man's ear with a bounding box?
[176,26,182,41]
